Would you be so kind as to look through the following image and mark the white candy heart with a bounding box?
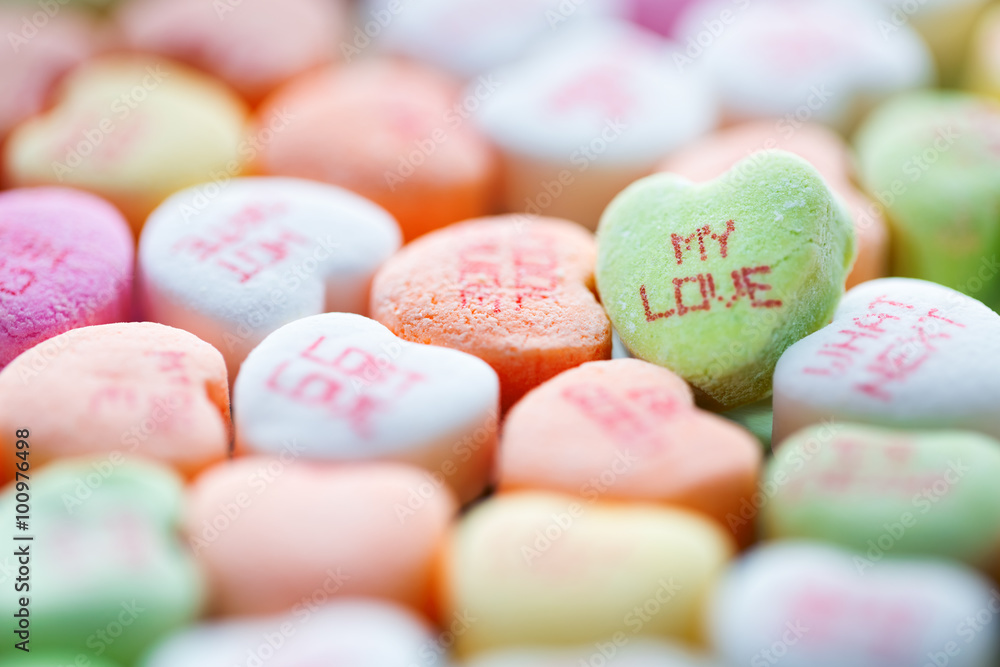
[708,542,1000,667]
[233,313,499,502]
[474,20,716,228]
[363,0,622,78]
[139,177,401,378]
[772,278,1000,444]
[142,600,447,667]
[675,0,933,132]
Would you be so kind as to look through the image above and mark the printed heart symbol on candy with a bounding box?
[233,313,500,502]
[772,278,1000,445]
[596,151,856,410]
[706,542,1000,667]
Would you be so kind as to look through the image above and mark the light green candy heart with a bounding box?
[763,423,1000,571]
[855,91,1000,309]
[596,151,855,409]
[0,656,120,667]
[0,458,204,664]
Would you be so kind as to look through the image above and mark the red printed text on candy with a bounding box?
[561,383,685,455]
[266,336,424,438]
[0,229,70,297]
[457,232,559,312]
[172,202,309,283]
[802,296,965,401]
[639,220,782,321]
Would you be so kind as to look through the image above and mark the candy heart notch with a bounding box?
[3,56,247,233]
[707,542,1000,667]
[772,278,1000,444]
[139,177,402,380]
[498,359,761,546]
[597,151,856,409]
[0,322,231,482]
[234,313,499,502]
[142,600,446,667]
[0,458,204,663]
[763,423,1000,575]
[438,491,734,656]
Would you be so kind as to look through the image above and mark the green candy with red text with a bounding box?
[763,423,1000,574]
[596,151,855,409]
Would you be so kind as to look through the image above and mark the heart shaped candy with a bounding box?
[0,458,203,663]
[0,322,231,482]
[234,313,499,502]
[185,458,456,616]
[0,187,134,369]
[142,600,446,667]
[772,278,1000,444]
[3,56,247,232]
[498,359,761,546]
[370,215,611,411]
[707,542,1000,667]
[438,491,733,656]
[596,150,855,409]
[139,177,401,379]
[764,423,1000,574]
[466,640,722,667]
[854,92,1000,308]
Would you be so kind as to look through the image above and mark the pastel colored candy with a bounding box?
[674,0,934,133]
[4,56,248,234]
[473,20,716,230]
[370,215,611,410]
[865,0,992,85]
[142,600,446,667]
[0,187,133,369]
[116,0,347,104]
[185,459,456,616]
[138,177,401,379]
[706,542,1000,667]
[0,458,203,663]
[966,5,1000,100]
[2,658,119,667]
[772,278,1000,444]
[0,322,231,482]
[437,491,734,656]
[764,423,1000,574]
[234,313,499,502]
[718,399,773,451]
[465,640,722,667]
[0,5,99,142]
[596,151,856,410]
[628,0,703,37]
[254,59,497,241]
[661,121,889,288]
[498,359,761,546]
[361,0,621,78]
[855,92,1000,307]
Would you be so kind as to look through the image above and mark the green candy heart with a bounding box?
[855,91,1000,309]
[763,423,1000,572]
[596,151,855,409]
[0,458,203,664]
